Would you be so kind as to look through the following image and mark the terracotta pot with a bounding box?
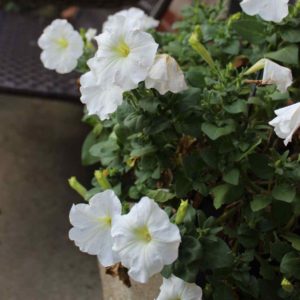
[99,265,162,300]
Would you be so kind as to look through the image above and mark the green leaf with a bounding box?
[224,100,247,114]
[270,241,292,261]
[130,145,156,158]
[138,97,160,113]
[250,195,272,212]
[272,184,296,203]
[172,260,200,283]
[174,171,193,198]
[211,184,243,209]
[280,252,300,279]
[280,29,300,43]
[238,223,259,248]
[223,168,240,186]
[81,130,101,166]
[178,236,203,264]
[201,122,235,140]
[212,184,231,209]
[259,260,275,280]
[90,139,119,166]
[265,45,299,66]
[186,67,206,87]
[201,238,234,269]
[114,125,130,144]
[282,233,300,251]
[231,15,266,44]
[146,189,176,203]
[213,282,235,300]
[248,154,274,180]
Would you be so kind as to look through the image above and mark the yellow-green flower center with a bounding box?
[56,38,69,49]
[114,40,130,57]
[97,216,112,227]
[134,226,152,243]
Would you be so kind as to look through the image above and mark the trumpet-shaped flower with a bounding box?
[156,275,203,300]
[240,0,289,23]
[69,190,121,267]
[80,71,123,120]
[145,54,188,95]
[103,7,159,32]
[38,19,83,74]
[269,102,300,146]
[262,59,293,93]
[111,197,181,283]
[91,16,158,90]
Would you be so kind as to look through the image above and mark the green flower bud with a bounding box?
[281,278,294,293]
[227,12,241,28]
[95,170,112,190]
[175,199,189,224]
[68,176,87,199]
[189,28,215,69]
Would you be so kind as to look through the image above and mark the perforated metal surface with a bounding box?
[0,11,81,100]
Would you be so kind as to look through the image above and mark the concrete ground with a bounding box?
[0,94,102,300]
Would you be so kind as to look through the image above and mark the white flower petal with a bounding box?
[145,54,188,95]
[269,102,300,146]
[69,190,121,267]
[38,19,83,74]
[111,197,181,283]
[92,17,158,90]
[240,0,289,23]
[262,59,293,93]
[156,275,203,300]
[103,7,159,32]
[80,71,123,120]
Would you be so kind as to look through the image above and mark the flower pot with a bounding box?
[99,264,162,300]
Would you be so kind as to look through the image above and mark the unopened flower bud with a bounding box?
[281,278,294,293]
[95,170,112,190]
[175,199,189,224]
[68,176,87,199]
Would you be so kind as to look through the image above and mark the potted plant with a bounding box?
[39,1,300,299]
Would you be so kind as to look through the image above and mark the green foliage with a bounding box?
[75,1,300,298]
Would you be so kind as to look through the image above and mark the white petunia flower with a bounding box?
[269,102,300,146]
[156,275,203,300]
[80,71,123,120]
[85,28,97,42]
[111,197,181,283]
[245,59,293,93]
[38,19,84,74]
[69,190,121,267]
[240,0,289,23]
[91,15,158,90]
[145,54,188,95]
[103,7,159,32]
[262,59,293,93]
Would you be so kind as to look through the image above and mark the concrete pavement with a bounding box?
[0,94,102,300]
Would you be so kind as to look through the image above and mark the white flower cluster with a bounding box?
[69,190,201,299]
[69,191,181,283]
[80,9,187,121]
